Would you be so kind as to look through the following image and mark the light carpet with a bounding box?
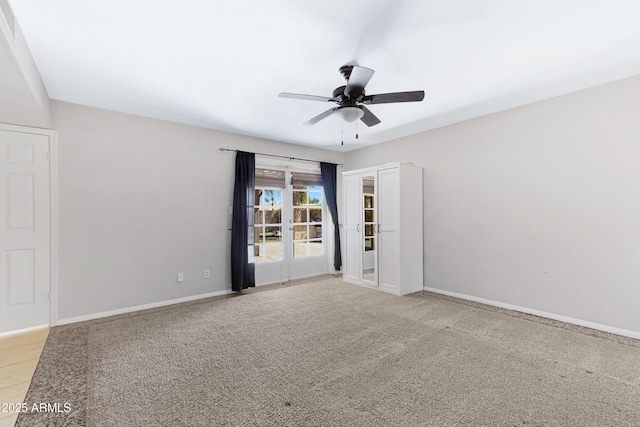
[17,277,640,426]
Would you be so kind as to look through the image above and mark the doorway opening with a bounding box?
[253,161,327,284]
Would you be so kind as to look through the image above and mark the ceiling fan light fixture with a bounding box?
[334,106,364,123]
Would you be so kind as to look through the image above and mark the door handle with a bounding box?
[377,224,381,233]
[356,223,360,232]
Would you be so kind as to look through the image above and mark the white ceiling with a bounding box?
[9,1,640,151]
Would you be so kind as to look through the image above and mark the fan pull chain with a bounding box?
[341,121,344,145]
[356,120,359,139]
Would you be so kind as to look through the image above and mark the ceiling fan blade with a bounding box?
[303,107,340,125]
[362,90,425,104]
[279,93,335,102]
[359,106,381,127]
[344,66,375,96]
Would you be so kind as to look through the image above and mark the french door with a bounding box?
[254,165,327,284]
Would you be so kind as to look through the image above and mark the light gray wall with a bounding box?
[346,74,640,334]
[52,101,343,320]
[0,15,51,128]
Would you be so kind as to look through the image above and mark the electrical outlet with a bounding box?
[177,272,184,283]
[204,269,211,279]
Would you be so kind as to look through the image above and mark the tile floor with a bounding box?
[0,328,49,427]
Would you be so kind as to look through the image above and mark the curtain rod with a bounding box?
[219,148,343,167]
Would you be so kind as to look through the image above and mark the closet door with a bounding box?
[377,167,399,292]
[342,173,361,283]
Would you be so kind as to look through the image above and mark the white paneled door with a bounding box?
[342,173,363,284]
[0,127,52,333]
[376,167,399,292]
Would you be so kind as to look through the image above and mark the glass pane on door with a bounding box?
[293,208,307,223]
[293,242,308,258]
[291,184,323,258]
[293,225,307,240]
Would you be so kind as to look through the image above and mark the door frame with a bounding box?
[287,167,328,280]
[254,156,328,284]
[0,122,58,333]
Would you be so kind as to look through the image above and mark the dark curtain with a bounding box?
[320,162,342,271]
[231,151,255,291]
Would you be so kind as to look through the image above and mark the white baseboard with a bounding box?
[256,272,333,287]
[57,289,234,326]
[424,286,640,340]
[57,275,331,327]
[0,324,49,339]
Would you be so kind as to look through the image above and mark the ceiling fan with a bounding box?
[279,65,425,127]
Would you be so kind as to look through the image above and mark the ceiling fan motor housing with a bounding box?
[333,85,362,105]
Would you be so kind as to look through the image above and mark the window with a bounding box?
[254,188,283,263]
[252,167,324,265]
[292,185,323,258]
